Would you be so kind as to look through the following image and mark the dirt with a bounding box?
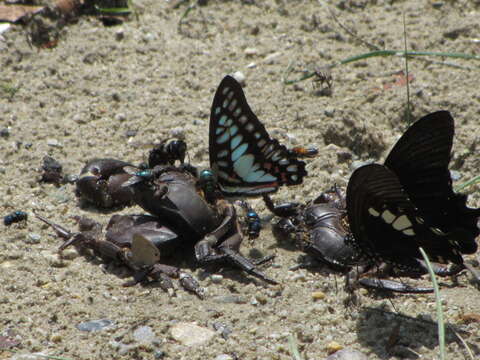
[1,1,480,359]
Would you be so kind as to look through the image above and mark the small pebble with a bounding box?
[25,233,41,244]
[112,92,121,102]
[212,322,232,339]
[76,319,114,332]
[212,295,247,304]
[154,350,166,359]
[214,355,233,360]
[115,29,125,41]
[0,128,10,138]
[125,129,137,138]
[61,247,79,260]
[232,71,246,86]
[263,52,281,64]
[450,170,461,181]
[350,159,374,171]
[325,341,343,355]
[63,174,79,184]
[43,252,66,268]
[325,348,368,360]
[324,107,335,117]
[246,62,257,68]
[115,113,127,122]
[170,322,216,346]
[292,273,306,282]
[46,138,62,148]
[255,294,268,305]
[210,274,223,284]
[312,291,326,300]
[133,326,156,344]
[143,33,155,42]
[73,114,86,124]
[244,47,258,56]
[169,127,185,139]
[49,333,62,343]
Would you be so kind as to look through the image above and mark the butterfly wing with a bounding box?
[209,75,307,197]
[385,111,479,252]
[346,164,464,268]
[384,111,454,222]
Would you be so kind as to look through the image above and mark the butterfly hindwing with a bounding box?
[209,75,307,197]
[347,164,464,268]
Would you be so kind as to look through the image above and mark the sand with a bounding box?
[1,1,480,359]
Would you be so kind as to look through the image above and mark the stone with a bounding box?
[170,322,216,346]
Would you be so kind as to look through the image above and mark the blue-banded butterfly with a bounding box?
[346,111,480,270]
[209,75,311,197]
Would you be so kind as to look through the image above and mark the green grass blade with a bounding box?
[455,175,480,192]
[284,50,480,85]
[403,13,411,125]
[95,6,131,15]
[419,247,445,360]
[288,334,303,360]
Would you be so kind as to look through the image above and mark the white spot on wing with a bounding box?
[217,149,228,158]
[392,215,412,230]
[368,208,380,217]
[234,154,255,179]
[228,99,238,111]
[231,135,243,149]
[381,210,395,224]
[218,115,228,125]
[403,229,415,236]
[245,123,255,132]
[217,131,230,144]
[239,115,248,124]
[257,173,277,182]
[245,170,266,182]
[430,227,445,236]
[228,125,239,137]
[232,143,248,161]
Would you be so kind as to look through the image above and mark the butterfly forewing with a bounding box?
[385,111,479,253]
[384,111,454,225]
[347,164,464,268]
[209,75,307,197]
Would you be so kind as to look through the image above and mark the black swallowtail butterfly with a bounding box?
[209,75,307,197]
[346,111,480,270]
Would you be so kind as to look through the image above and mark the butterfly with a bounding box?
[209,75,313,197]
[346,111,480,270]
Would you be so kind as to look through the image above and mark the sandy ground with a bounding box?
[1,1,480,359]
